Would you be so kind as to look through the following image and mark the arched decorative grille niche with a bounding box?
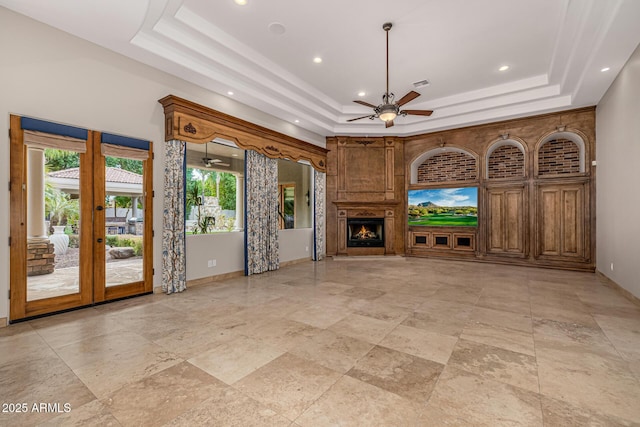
[536,131,586,176]
[410,147,478,184]
[486,139,526,179]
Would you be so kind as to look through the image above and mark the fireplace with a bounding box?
[347,218,384,247]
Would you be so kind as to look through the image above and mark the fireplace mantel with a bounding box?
[333,201,398,256]
[332,200,400,209]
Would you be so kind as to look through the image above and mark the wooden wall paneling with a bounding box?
[384,209,395,255]
[345,145,385,192]
[487,190,505,252]
[337,210,347,255]
[384,139,395,199]
[336,137,346,196]
[505,189,525,253]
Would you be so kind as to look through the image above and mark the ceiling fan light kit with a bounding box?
[349,22,433,128]
[202,143,230,167]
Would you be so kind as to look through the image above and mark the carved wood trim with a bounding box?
[159,95,328,172]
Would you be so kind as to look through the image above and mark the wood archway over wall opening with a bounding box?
[158,95,328,172]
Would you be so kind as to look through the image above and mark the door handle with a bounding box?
[96,206,104,211]
[97,238,103,243]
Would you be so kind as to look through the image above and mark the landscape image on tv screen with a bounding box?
[408,187,478,227]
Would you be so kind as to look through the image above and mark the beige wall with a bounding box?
[0,7,324,321]
[596,42,640,298]
[185,228,312,282]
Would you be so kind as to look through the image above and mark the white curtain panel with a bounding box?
[162,139,187,293]
[245,150,279,275]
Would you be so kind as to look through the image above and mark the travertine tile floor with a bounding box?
[2,257,640,426]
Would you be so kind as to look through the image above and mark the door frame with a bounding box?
[9,115,153,321]
[93,131,154,302]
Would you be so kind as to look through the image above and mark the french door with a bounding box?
[9,115,153,321]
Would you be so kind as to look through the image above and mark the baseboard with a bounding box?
[279,257,312,268]
[331,255,406,261]
[596,270,640,308]
[184,259,311,289]
[0,317,7,328]
[187,270,245,288]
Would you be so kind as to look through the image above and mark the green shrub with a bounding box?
[104,235,143,255]
[106,235,118,247]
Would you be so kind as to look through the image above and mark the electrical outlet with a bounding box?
[610,262,614,271]
[207,259,217,268]
[305,246,309,252]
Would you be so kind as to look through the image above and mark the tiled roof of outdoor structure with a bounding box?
[48,167,142,184]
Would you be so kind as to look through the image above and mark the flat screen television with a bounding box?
[408,187,478,227]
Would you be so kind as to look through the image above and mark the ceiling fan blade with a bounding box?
[396,91,421,106]
[347,115,373,122]
[353,100,378,109]
[402,109,433,116]
[385,120,394,128]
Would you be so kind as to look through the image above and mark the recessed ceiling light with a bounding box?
[227,91,234,95]
[232,153,239,157]
[358,91,366,97]
[499,65,510,72]
[234,0,247,5]
[601,67,610,72]
[313,57,322,64]
[294,119,300,123]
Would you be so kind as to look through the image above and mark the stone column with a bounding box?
[26,147,55,276]
[234,173,244,231]
[27,148,48,240]
[132,196,139,219]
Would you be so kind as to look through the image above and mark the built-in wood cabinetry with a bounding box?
[327,107,595,271]
[486,185,527,257]
[535,180,589,262]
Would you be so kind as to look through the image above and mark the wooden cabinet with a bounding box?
[486,185,526,256]
[408,228,476,256]
[535,181,589,262]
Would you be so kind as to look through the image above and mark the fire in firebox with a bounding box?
[354,225,378,240]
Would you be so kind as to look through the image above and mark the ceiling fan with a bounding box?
[202,143,230,167]
[348,22,433,128]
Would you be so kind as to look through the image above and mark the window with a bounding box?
[185,141,245,234]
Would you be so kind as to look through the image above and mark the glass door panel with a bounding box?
[27,148,82,301]
[93,134,153,302]
[104,156,145,288]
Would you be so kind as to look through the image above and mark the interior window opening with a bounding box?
[185,140,245,234]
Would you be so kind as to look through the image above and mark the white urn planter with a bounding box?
[50,225,69,256]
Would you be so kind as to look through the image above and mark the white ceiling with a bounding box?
[2,0,640,140]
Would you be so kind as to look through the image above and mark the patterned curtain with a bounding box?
[162,139,187,294]
[245,150,279,275]
[313,170,326,261]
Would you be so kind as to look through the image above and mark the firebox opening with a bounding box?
[347,218,384,247]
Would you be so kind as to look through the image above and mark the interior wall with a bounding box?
[279,229,313,262]
[0,7,325,321]
[596,42,640,298]
[185,233,244,281]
